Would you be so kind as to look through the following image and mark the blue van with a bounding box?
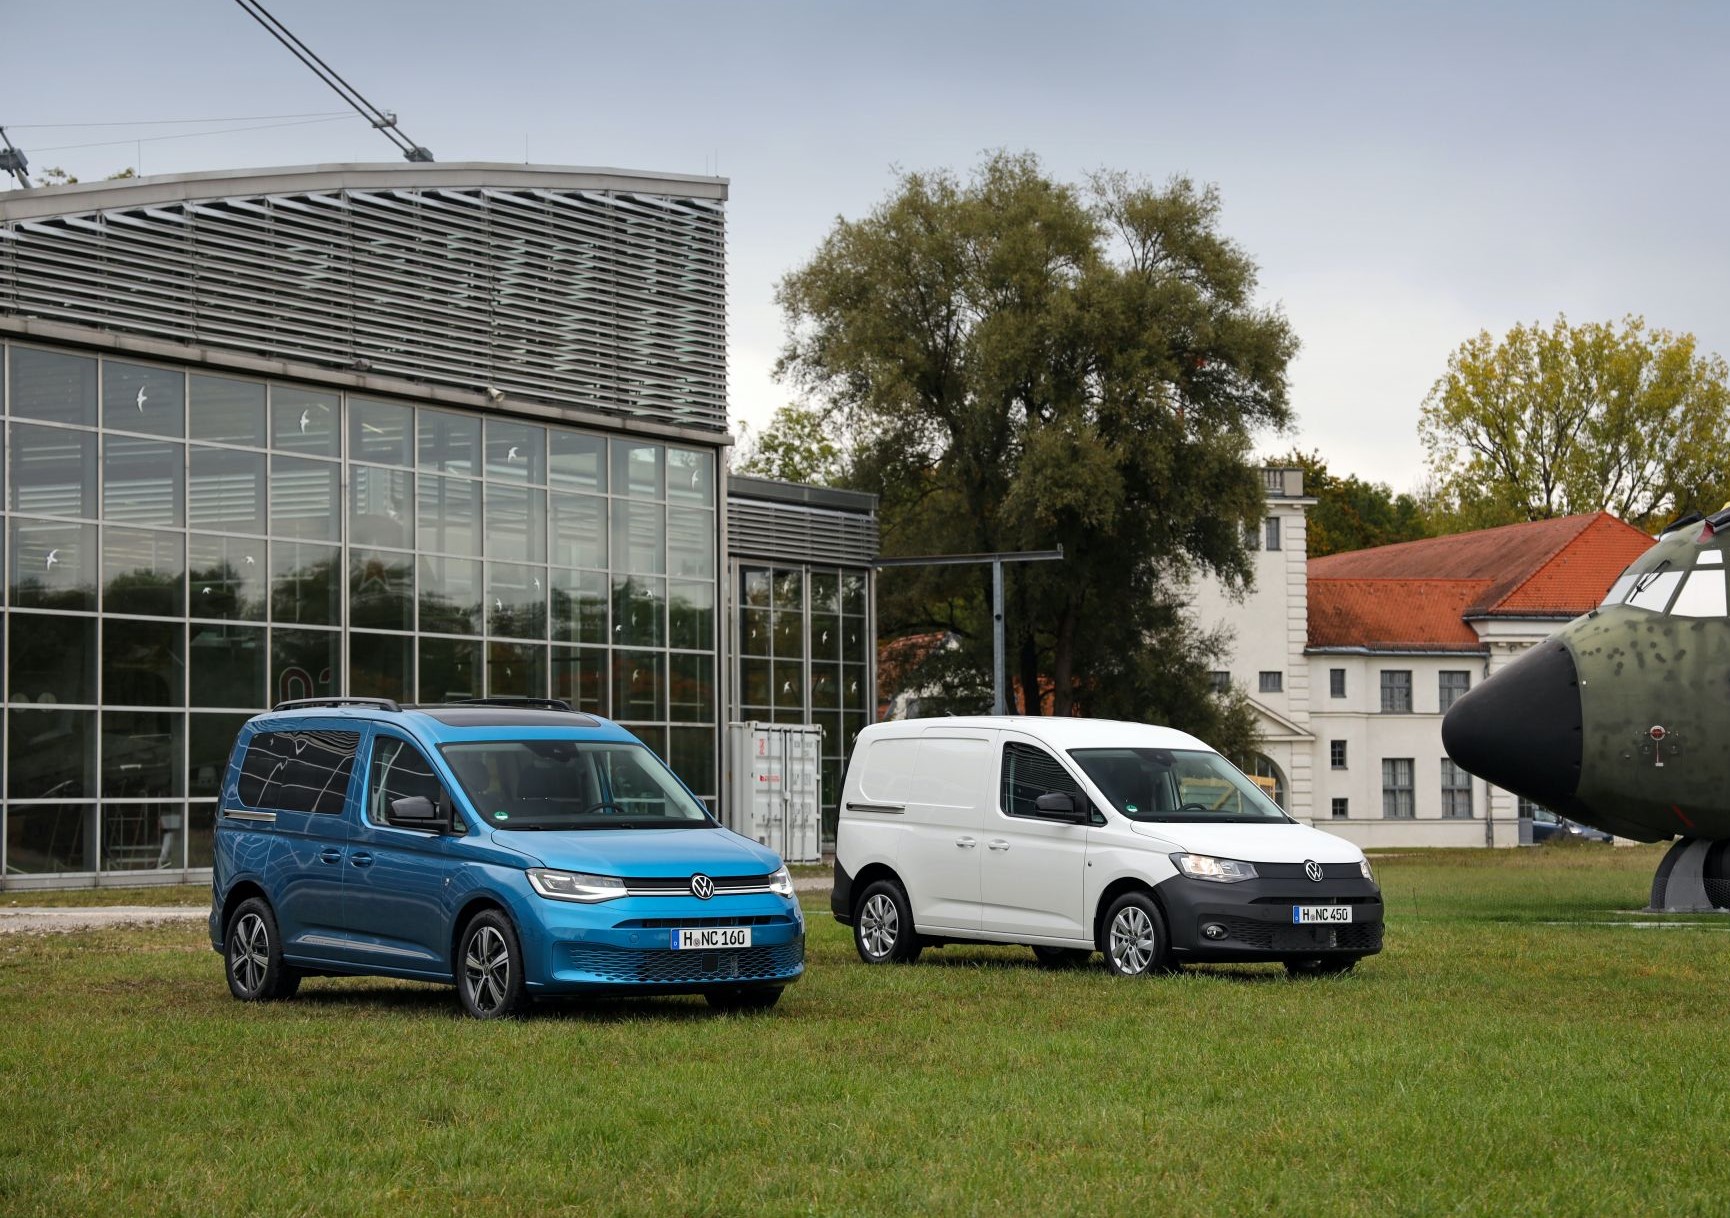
[209,697,803,1017]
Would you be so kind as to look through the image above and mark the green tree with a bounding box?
[1420,315,1730,531]
[733,403,846,485]
[1265,449,1432,557]
[777,152,1296,752]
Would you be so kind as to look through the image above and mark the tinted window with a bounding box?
[1000,741,1085,819]
[367,737,446,827]
[237,730,360,814]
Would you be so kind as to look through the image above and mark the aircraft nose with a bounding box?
[1441,640,1583,808]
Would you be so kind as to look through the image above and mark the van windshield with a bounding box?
[1068,748,1291,824]
[440,740,714,830]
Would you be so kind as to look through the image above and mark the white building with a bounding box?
[1191,470,1653,846]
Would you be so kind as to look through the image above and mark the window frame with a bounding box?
[1258,670,1283,695]
[1381,757,1415,819]
[1329,739,1347,770]
[1264,516,1281,551]
[1330,797,1348,819]
[1380,670,1413,714]
[1329,668,1346,699]
[363,731,456,833]
[1440,758,1473,819]
[998,739,1092,823]
[1438,670,1471,713]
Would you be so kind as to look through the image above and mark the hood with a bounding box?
[488,826,781,876]
[1126,820,1364,864]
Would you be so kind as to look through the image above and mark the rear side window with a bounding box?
[1000,742,1085,819]
[238,730,361,814]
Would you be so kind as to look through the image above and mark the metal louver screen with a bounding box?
[0,185,727,432]
[727,498,878,567]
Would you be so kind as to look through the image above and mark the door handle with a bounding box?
[349,851,374,868]
[955,836,978,848]
[318,847,342,865]
[988,839,1010,851]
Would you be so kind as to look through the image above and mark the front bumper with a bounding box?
[1154,871,1384,963]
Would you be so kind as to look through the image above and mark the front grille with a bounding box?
[1249,894,1379,905]
[624,874,774,892]
[614,915,795,929]
[1255,863,1366,881]
[565,939,804,984]
[1213,917,1382,954]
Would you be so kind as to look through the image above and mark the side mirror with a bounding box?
[1034,792,1089,824]
[389,794,441,829]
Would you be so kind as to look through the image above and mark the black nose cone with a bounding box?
[1442,641,1582,808]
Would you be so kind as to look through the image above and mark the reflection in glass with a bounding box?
[810,612,841,661]
[12,423,96,518]
[10,347,96,427]
[809,570,840,614]
[669,726,715,798]
[774,568,804,610]
[4,803,95,873]
[350,631,413,702]
[613,651,665,720]
[669,654,714,723]
[550,645,606,713]
[271,628,339,704]
[10,520,96,610]
[666,507,714,579]
[8,709,95,798]
[188,375,267,446]
[551,569,607,644]
[612,576,665,648]
[103,618,184,707]
[632,724,668,762]
[485,418,545,483]
[103,435,184,527]
[842,571,866,616]
[104,527,184,618]
[270,455,339,541]
[187,802,216,868]
[843,617,864,655]
[773,660,805,711]
[666,447,714,506]
[741,608,771,657]
[420,637,482,702]
[188,535,265,620]
[811,661,840,710]
[484,484,546,563]
[189,712,252,797]
[740,658,770,710]
[487,562,547,639]
[487,642,545,698]
[418,556,483,635]
[8,613,96,704]
[771,610,803,658]
[843,663,868,711]
[271,542,340,625]
[419,409,481,476]
[189,445,267,535]
[101,710,184,798]
[550,491,606,568]
[272,386,340,456]
[418,474,480,556]
[549,430,607,491]
[350,550,414,631]
[668,580,714,651]
[103,362,185,437]
[610,500,664,574]
[350,465,414,550]
[188,624,267,709]
[349,398,412,466]
[612,440,663,499]
[101,801,185,871]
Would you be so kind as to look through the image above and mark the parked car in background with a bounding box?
[211,698,802,1018]
[1530,807,1614,844]
[833,716,1383,978]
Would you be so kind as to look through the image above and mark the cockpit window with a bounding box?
[1626,569,1683,613]
[1670,570,1728,618]
[1599,574,1636,607]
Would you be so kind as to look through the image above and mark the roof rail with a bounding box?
[442,697,575,712]
[271,696,402,713]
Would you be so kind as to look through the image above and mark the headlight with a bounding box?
[768,865,794,898]
[1171,853,1258,883]
[1359,858,1376,883]
[527,868,626,903]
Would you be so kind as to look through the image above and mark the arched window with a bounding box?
[1250,754,1287,810]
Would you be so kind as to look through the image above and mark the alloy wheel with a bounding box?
[464,925,511,1014]
[1109,905,1157,975]
[230,912,269,995]
[859,893,899,959]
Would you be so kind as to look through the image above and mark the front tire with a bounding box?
[706,986,783,1012]
[457,911,528,1019]
[225,897,301,1002]
[853,879,923,964]
[1285,956,1358,978]
[1101,892,1170,978]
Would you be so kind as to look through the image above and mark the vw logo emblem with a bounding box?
[1304,860,1324,883]
[690,873,714,900]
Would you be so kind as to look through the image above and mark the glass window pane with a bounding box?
[612,650,665,721]
[104,618,184,707]
[103,362,185,437]
[350,631,413,703]
[487,562,547,639]
[549,430,607,492]
[271,628,339,704]
[631,724,668,763]
[102,710,184,797]
[668,579,714,651]
[10,347,96,426]
[271,386,340,456]
[483,484,546,563]
[349,465,413,550]
[550,645,607,714]
[610,500,664,575]
[842,571,866,616]
[189,445,267,535]
[419,409,481,476]
[350,550,414,632]
[10,519,96,610]
[666,507,714,579]
[742,608,771,657]
[812,661,841,710]
[486,641,545,698]
[417,474,481,556]
[842,616,865,657]
[773,659,805,711]
[772,609,804,659]
[9,709,95,798]
[101,802,186,872]
[666,447,714,506]
[418,556,483,635]
[187,801,216,868]
[271,542,340,625]
[669,654,714,723]
[611,440,663,499]
[189,712,251,798]
[811,611,841,661]
[551,569,608,644]
[843,663,867,711]
[740,657,771,711]
[188,535,266,621]
[549,492,606,568]
[4,804,96,873]
[669,726,715,798]
[188,375,266,446]
[742,567,771,607]
[104,527,185,618]
[612,576,665,647]
[809,570,840,614]
[420,637,482,702]
[349,398,412,466]
[270,455,339,541]
[774,568,805,611]
[9,613,96,704]
[12,423,96,518]
[485,418,545,483]
[188,624,267,709]
[103,435,184,527]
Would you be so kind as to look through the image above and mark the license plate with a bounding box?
[1293,905,1352,925]
[672,927,753,950]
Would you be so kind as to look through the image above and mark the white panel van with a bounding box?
[832,717,1383,977]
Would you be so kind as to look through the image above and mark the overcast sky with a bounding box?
[8,1,1729,491]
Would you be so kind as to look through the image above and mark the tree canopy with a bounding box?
[733,403,847,485]
[776,152,1297,754]
[1420,315,1730,531]
[1264,449,1432,558]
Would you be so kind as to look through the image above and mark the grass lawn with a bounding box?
[2,844,1726,1215]
[1,884,210,909]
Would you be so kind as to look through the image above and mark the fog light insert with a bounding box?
[1202,922,1228,940]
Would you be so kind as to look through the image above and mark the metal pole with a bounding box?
[992,558,1006,715]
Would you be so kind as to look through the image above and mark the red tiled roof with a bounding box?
[1308,512,1654,651]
